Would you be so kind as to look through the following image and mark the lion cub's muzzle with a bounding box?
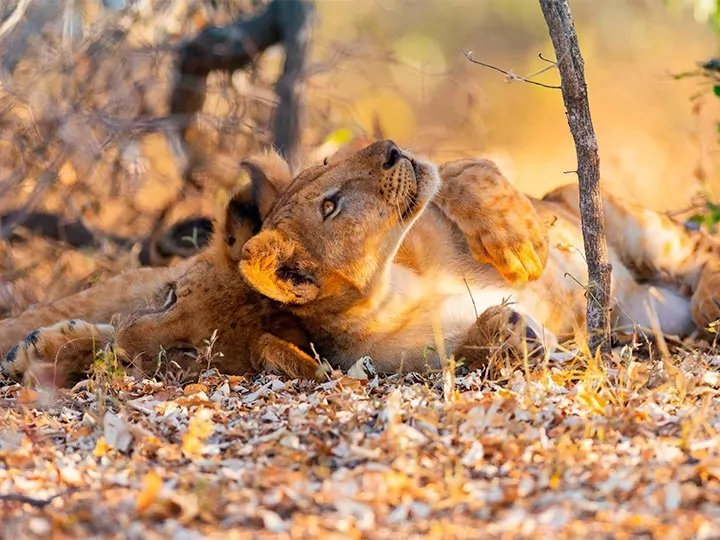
[375,140,419,220]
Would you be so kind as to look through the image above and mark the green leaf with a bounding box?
[713,84,720,97]
[706,200,720,214]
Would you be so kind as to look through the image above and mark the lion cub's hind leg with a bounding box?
[456,304,558,376]
[1,320,114,386]
[691,259,720,332]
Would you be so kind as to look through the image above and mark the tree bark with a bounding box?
[169,0,313,167]
[538,0,612,356]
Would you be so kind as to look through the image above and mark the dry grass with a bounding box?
[2,340,720,538]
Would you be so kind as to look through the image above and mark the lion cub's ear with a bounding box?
[209,181,262,263]
[240,230,320,305]
[241,149,293,218]
[212,149,293,263]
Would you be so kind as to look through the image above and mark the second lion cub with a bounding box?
[0,154,323,385]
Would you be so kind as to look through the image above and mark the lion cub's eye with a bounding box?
[162,283,178,310]
[321,198,337,219]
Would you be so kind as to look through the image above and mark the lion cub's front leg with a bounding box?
[256,333,326,381]
[435,159,549,284]
[1,320,114,386]
[455,304,557,375]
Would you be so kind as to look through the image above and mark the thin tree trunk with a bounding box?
[538,0,612,356]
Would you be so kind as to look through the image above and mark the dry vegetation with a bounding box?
[3,0,720,538]
[3,344,720,537]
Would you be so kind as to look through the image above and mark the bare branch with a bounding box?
[462,50,561,90]
[0,0,32,43]
[169,0,313,168]
[272,0,313,170]
[538,52,557,65]
[522,55,560,79]
[0,487,78,508]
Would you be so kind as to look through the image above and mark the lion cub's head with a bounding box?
[239,140,440,308]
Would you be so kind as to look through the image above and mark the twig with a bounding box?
[523,55,561,80]
[462,50,561,90]
[0,488,77,508]
[539,0,612,356]
[272,0,313,170]
[0,0,32,43]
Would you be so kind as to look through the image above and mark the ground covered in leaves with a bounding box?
[3,347,720,538]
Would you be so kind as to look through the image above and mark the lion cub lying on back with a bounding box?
[1,143,548,384]
[238,140,720,372]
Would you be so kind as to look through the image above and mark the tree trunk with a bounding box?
[538,0,612,356]
[169,0,313,167]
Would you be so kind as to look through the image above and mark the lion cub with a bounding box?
[238,140,720,373]
[0,154,323,386]
[1,144,550,384]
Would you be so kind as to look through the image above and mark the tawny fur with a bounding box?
[238,140,720,373]
[3,140,720,384]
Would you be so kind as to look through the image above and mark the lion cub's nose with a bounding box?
[383,142,402,170]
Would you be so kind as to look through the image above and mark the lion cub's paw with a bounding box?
[257,333,327,381]
[465,222,549,284]
[1,320,114,385]
[437,159,549,284]
[457,304,557,373]
[691,260,720,332]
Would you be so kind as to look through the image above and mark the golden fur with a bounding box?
[238,141,720,373]
[3,140,720,384]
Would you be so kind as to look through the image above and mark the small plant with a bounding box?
[198,329,224,376]
[87,341,127,417]
[671,0,720,231]
[686,200,720,233]
[89,344,126,389]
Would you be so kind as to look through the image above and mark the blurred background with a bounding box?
[0,0,719,313]
[308,0,720,206]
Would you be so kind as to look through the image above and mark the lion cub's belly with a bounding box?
[379,265,550,369]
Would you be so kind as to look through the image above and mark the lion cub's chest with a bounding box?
[386,264,518,347]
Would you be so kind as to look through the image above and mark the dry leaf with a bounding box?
[18,388,38,404]
[93,436,110,457]
[103,412,134,453]
[184,383,209,395]
[182,408,215,458]
[136,471,164,513]
[347,358,369,380]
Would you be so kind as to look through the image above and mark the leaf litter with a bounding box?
[2,347,720,538]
